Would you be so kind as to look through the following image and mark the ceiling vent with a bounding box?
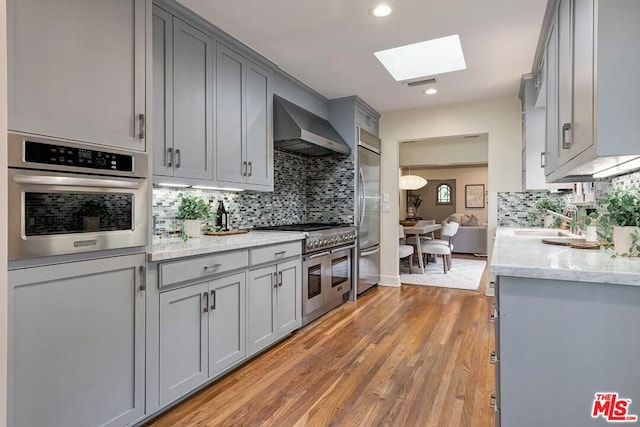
[404,77,438,88]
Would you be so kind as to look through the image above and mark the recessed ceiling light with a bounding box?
[371,4,392,17]
[374,34,467,81]
[424,87,438,95]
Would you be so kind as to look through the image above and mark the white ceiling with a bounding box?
[178,0,548,113]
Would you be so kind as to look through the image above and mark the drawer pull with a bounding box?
[490,351,498,364]
[274,251,287,257]
[204,263,222,270]
[490,394,497,410]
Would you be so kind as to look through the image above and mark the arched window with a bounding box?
[436,184,452,204]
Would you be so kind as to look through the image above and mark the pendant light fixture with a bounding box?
[399,165,427,190]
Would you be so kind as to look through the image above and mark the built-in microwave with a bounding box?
[7,133,149,260]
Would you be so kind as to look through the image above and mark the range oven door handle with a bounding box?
[305,251,331,260]
[330,244,356,253]
[13,174,141,189]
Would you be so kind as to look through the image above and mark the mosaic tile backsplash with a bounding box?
[153,150,355,236]
[498,169,640,228]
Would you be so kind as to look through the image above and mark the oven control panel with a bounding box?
[24,141,134,172]
[306,229,357,252]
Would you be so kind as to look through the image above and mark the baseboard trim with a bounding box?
[379,275,401,287]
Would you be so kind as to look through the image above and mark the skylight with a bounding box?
[374,34,467,81]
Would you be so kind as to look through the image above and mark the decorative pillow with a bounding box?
[462,215,480,227]
[448,213,463,224]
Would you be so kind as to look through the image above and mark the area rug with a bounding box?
[399,258,486,291]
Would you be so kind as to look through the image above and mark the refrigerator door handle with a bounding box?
[358,167,366,228]
[360,246,380,257]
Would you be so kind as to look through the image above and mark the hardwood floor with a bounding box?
[147,260,495,427]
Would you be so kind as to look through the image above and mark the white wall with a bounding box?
[379,97,522,286]
[399,134,488,167]
[0,1,8,425]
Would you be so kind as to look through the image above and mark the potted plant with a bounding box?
[177,193,211,238]
[527,197,566,228]
[596,190,640,256]
[78,199,108,231]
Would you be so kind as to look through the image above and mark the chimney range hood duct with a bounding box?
[274,95,351,156]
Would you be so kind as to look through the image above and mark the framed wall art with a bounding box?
[465,184,485,208]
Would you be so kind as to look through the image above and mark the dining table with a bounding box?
[402,222,442,274]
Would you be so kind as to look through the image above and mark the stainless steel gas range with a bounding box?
[254,223,357,325]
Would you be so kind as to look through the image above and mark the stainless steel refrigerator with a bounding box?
[356,128,381,294]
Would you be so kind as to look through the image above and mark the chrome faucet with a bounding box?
[546,204,579,234]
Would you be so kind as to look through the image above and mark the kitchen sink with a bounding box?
[512,229,574,237]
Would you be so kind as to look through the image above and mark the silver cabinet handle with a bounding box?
[203,263,222,270]
[242,161,247,176]
[278,271,283,287]
[210,290,216,310]
[490,394,497,410]
[137,113,145,140]
[138,265,146,291]
[167,148,173,167]
[203,292,209,313]
[540,152,546,168]
[274,251,286,257]
[490,351,498,364]
[175,149,181,168]
[273,272,278,288]
[248,161,252,176]
[562,122,572,149]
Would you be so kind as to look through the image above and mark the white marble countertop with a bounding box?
[149,231,306,261]
[490,227,640,286]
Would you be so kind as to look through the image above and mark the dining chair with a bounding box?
[420,222,460,274]
[399,225,415,274]
[405,219,435,265]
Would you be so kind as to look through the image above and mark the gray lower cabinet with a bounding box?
[8,0,147,151]
[8,254,146,427]
[153,5,214,180]
[158,272,246,406]
[248,258,301,355]
[494,276,640,427]
[159,282,208,406]
[216,42,273,191]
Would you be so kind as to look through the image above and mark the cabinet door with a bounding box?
[556,0,573,166]
[276,259,302,337]
[8,0,146,151]
[209,272,246,376]
[248,265,277,355]
[544,18,559,176]
[246,61,273,188]
[356,106,378,136]
[216,43,246,185]
[153,6,174,176]
[159,282,209,406]
[571,0,594,158]
[9,254,145,427]
[173,18,214,180]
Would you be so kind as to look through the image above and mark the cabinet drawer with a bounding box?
[356,107,378,136]
[159,250,248,288]
[250,241,301,266]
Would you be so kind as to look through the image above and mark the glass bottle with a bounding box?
[216,200,228,231]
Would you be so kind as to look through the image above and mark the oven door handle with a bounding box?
[305,251,331,260]
[13,174,141,189]
[330,244,356,253]
[360,247,380,257]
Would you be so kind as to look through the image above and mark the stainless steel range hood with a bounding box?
[274,95,351,156]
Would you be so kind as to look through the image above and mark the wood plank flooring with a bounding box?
[147,260,495,427]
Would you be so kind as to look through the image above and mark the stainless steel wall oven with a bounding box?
[8,133,149,260]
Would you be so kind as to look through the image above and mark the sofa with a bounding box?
[442,213,488,255]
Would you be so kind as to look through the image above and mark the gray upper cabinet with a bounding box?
[8,0,147,151]
[216,42,273,191]
[355,105,379,137]
[8,254,145,427]
[541,0,640,181]
[153,6,214,180]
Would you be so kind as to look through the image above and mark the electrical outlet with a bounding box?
[382,193,389,203]
[381,202,390,213]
